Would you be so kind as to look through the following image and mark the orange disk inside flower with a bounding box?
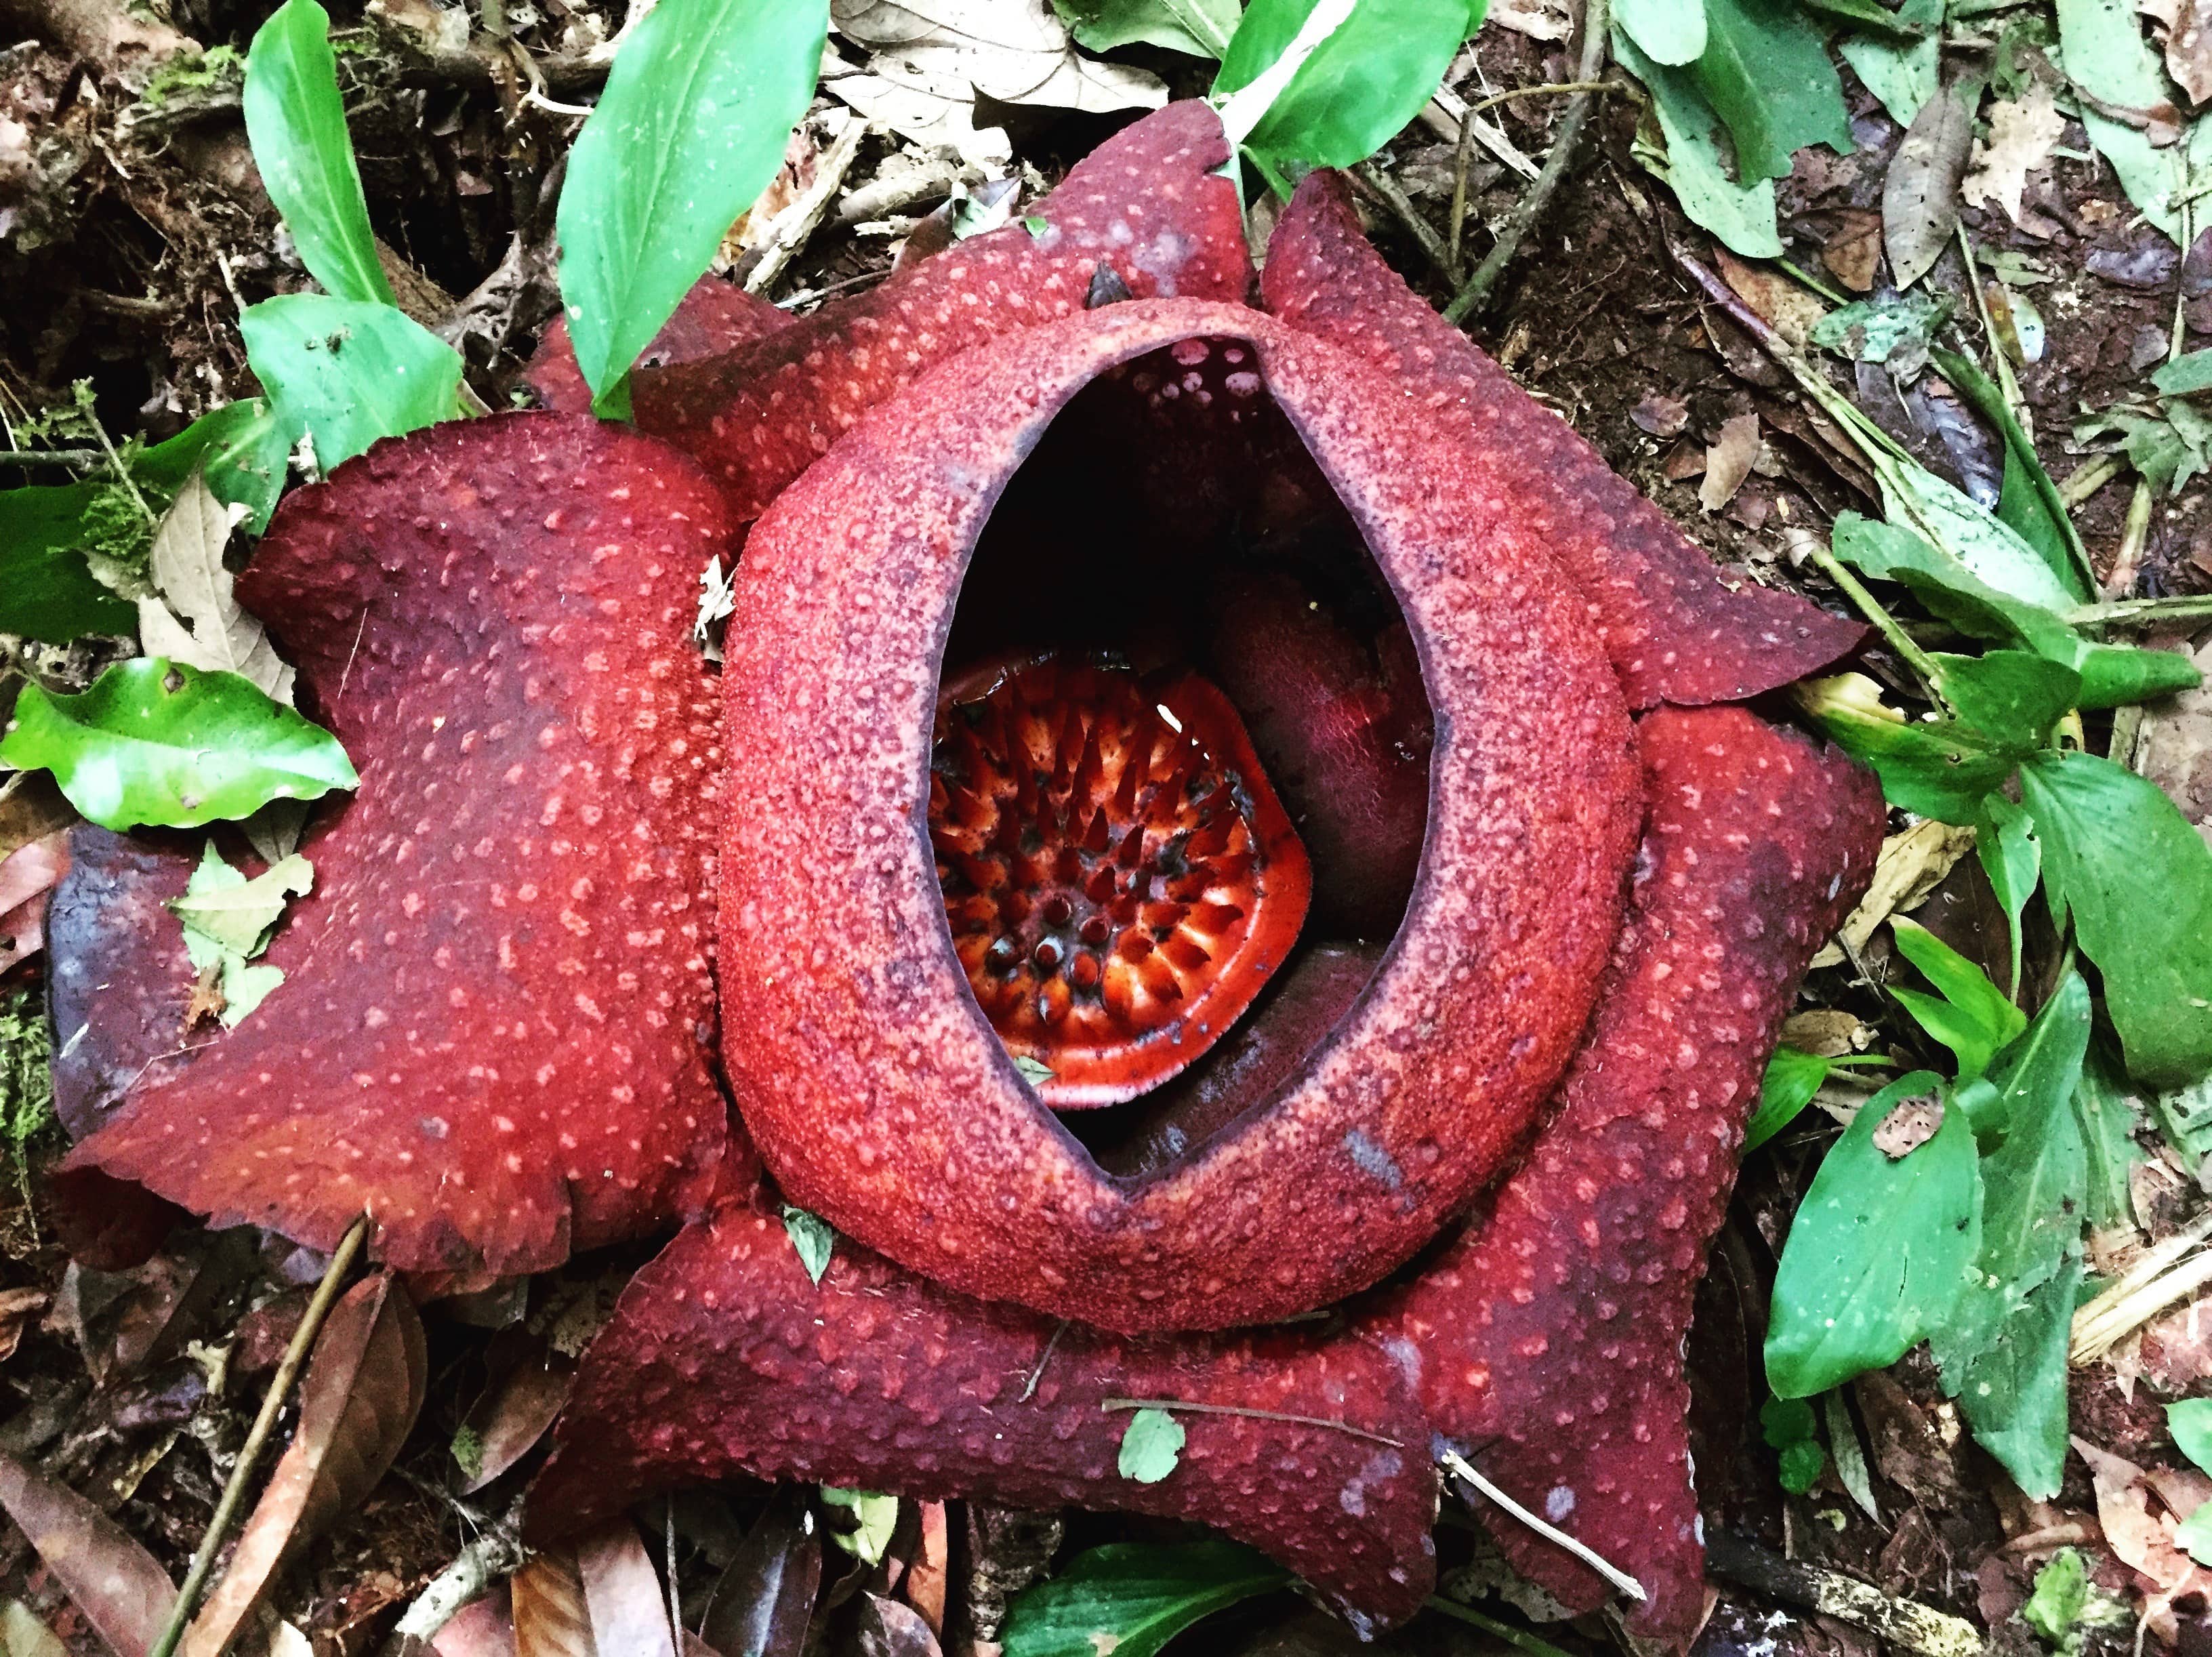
[930,655,1311,1107]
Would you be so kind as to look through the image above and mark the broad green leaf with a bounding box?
[2179,1501,2212,1568]
[2020,750,2212,1087]
[1001,1542,1290,1657]
[1810,292,1950,375]
[1746,1047,1889,1151]
[1801,676,2020,824]
[0,659,357,830]
[240,294,463,471]
[1778,1438,1827,1492]
[1691,0,1852,181]
[1054,0,1240,55]
[2171,1399,2212,1472]
[819,1488,899,1565]
[555,0,827,415]
[243,0,394,305]
[157,400,293,535]
[1767,1072,1983,1397]
[1759,1394,1818,1446]
[1616,0,1705,65]
[1617,31,1782,255]
[2056,0,2212,241]
[1214,0,1477,175]
[2074,1046,2144,1227]
[1117,1408,1185,1483]
[1891,917,2027,1079]
[1930,651,2079,752]
[170,844,314,959]
[1946,1250,2081,1498]
[1975,795,2040,997]
[2156,352,2212,398]
[782,1204,834,1284]
[1838,0,1941,125]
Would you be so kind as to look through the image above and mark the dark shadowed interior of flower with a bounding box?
[931,331,1437,1164]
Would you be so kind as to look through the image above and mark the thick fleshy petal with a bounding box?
[1261,173,1866,710]
[527,1197,1439,1633]
[632,100,1251,523]
[1357,705,1883,1643]
[717,298,1640,1334]
[525,278,792,415]
[56,414,741,1275]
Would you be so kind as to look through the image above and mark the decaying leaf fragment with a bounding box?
[0,1449,177,1657]
[136,472,296,704]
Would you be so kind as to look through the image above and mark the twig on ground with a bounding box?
[2067,594,2212,627]
[1355,163,1457,281]
[1439,1449,1646,1602]
[1447,82,1618,266]
[0,449,106,468]
[1019,1320,1068,1403]
[1421,84,1541,182]
[1702,1532,1982,1657]
[745,110,870,297]
[2073,1210,2212,1362]
[1443,0,1613,324]
[148,1215,371,1657]
[379,1496,530,1655]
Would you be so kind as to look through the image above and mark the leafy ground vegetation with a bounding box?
[5,0,2212,1653]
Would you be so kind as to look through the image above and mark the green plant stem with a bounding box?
[1805,541,1946,695]
[2066,594,2212,627]
[1424,1597,1578,1657]
[1955,224,2029,436]
[1443,0,1611,323]
[1778,258,1849,306]
[148,1214,370,1657]
[2059,454,2124,509]
[1448,81,1619,266]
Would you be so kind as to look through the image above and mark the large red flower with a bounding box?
[44,104,1880,1645]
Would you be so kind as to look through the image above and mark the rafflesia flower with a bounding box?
[45,103,1883,1645]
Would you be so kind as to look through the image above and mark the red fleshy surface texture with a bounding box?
[525,278,791,415]
[527,1196,1440,1632]
[58,415,741,1274]
[1357,705,1881,1641]
[717,299,1640,1334]
[1260,172,1866,710]
[632,100,1250,523]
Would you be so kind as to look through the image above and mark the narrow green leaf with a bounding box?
[1691,0,1853,182]
[1932,348,2091,598]
[2019,750,2212,1088]
[1001,1542,1289,1657]
[1215,0,1475,174]
[1837,0,1940,125]
[782,1205,834,1284]
[242,0,395,306]
[1616,30,1782,256]
[2155,352,2212,398]
[0,659,356,830]
[1975,795,2040,998]
[556,0,827,414]
[1891,916,2028,1079]
[240,293,463,471]
[1947,1250,2082,1498]
[1117,1408,1186,1483]
[1616,0,1706,65]
[2073,1044,2144,1228]
[1746,1047,1889,1151]
[1766,1072,1984,1397]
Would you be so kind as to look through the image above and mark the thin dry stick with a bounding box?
[1019,1320,1070,1403]
[1448,81,1618,266]
[0,448,105,468]
[1443,0,1612,324]
[1440,1449,1647,1603]
[1098,1397,1404,1450]
[148,1214,371,1657]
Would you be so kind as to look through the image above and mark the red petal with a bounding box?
[59,414,744,1275]
[632,101,1250,523]
[526,278,792,415]
[1356,705,1882,1642]
[527,1195,1439,1633]
[1261,173,1866,710]
[718,298,1639,1333]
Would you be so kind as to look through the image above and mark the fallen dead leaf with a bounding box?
[2130,634,2212,844]
[2138,1294,2212,1392]
[1716,247,1829,346]
[180,1273,428,1657]
[906,1500,949,1634]
[1873,1092,1945,1158]
[1811,819,1978,967]
[0,1287,49,1363]
[1486,0,1574,39]
[1885,80,1976,289]
[1632,390,1690,437]
[701,1488,821,1657]
[2152,0,2212,104]
[857,1593,945,1656]
[573,1522,676,1657]
[431,1584,516,1657]
[0,828,64,972]
[1783,1008,1881,1055]
[1699,413,1762,512]
[135,474,295,705]
[1824,207,1884,291]
[513,1549,594,1657]
[459,1342,575,1493]
[1963,83,2066,226]
[2072,1434,2212,1635]
[0,1450,177,1657]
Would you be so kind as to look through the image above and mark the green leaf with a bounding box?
[1766,1071,1983,1397]
[1838,0,1941,126]
[170,845,314,959]
[1013,1053,1057,1086]
[1778,1437,1828,1493]
[1616,0,1706,66]
[2056,0,2212,242]
[819,1487,899,1565]
[1117,1408,1186,1483]
[155,400,294,535]
[2019,749,2212,1087]
[1932,348,2091,598]
[555,0,827,415]
[2156,1072,2212,1170]
[2023,1550,2092,1645]
[243,0,394,306]
[1806,693,2020,826]
[1946,1250,2082,1498]
[2169,1399,2212,1473]
[1810,292,1950,375]
[2155,352,2212,398]
[1746,1047,1889,1151]
[1797,0,1928,37]
[1690,0,1853,181]
[1975,795,2040,998]
[2178,1502,2212,1568]
[0,660,357,831]
[240,293,464,471]
[1891,916,2028,1079]
[2073,1045,2144,1227]
[782,1204,834,1284]
[1054,0,1241,56]
[1759,1393,1818,1446]
[1215,0,1476,175]
[1616,32,1782,255]
[1001,1542,1290,1657]
[1930,651,2080,752]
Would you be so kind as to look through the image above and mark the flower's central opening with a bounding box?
[931,654,1311,1108]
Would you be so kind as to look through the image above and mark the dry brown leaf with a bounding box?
[701,1488,820,1657]
[0,829,64,972]
[134,473,295,705]
[2138,1294,2212,1392]
[1631,391,1690,437]
[2071,1435,2212,1612]
[1715,247,1830,346]
[1873,1092,1945,1158]
[1782,1009,1879,1055]
[857,1593,944,1656]
[1811,819,1978,967]
[906,1500,949,1634]
[1962,83,2066,226]
[1698,413,1761,512]
[1486,0,1574,39]
[0,1287,49,1364]
[574,1521,676,1657]
[2131,635,2212,845]
[180,1273,428,1657]
[514,1550,594,1657]
[0,1450,177,1657]
[2158,0,2212,104]
[823,0,1165,167]
[459,1343,575,1493]
[1823,207,1884,292]
[1885,80,1976,289]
